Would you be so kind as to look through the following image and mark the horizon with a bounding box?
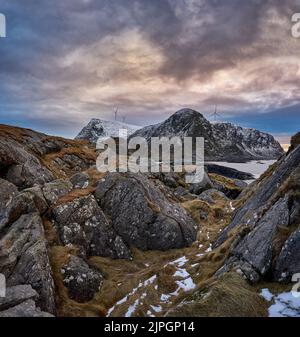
[0,1,300,150]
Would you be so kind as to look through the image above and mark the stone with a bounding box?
[275,227,300,282]
[214,145,300,248]
[95,173,197,251]
[0,300,54,317]
[188,172,214,195]
[221,196,290,282]
[0,213,56,314]
[52,195,131,259]
[70,172,90,189]
[0,285,38,311]
[61,256,103,303]
[42,179,73,205]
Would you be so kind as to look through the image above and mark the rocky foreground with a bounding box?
[0,124,299,317]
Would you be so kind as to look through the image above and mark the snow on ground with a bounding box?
[260,288,300,317]
[95,119,139,137]
[107,275,157,316]
[160,255,197,303]
[207,160,276,182]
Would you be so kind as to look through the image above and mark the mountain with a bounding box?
[130,108,284,162]
[76,118,140,142]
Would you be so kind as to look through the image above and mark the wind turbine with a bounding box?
[114,106,119,121]
[209,105,222,122]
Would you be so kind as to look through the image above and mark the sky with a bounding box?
[0,0,300,146]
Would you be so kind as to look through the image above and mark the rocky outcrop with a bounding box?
[0,213,56,314]
[274,227,300,282]
[214,145,300,248]
[214,140,300,283]
[130,109,284,162]
[42,179,73,205]
[61,256,103,303]
[52,194,131,259]
[0,285,38,311]
[70,172,90,189]
[0,284,53,317]
[0,299,53,317]
[95,173,198,251]
[0,136,54,189]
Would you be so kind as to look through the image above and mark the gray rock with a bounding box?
[0,299,54,317]
[0,213,56,314]
[233,179,248,189]
[214,145,300,248]
[95,173,197,251]
[173,186,196,200]
[42,179,73,205]
[52,195,131,259]
[61,256,103,303]
[20,185,48,214]
[0,285,38,311]
[275,227,300,282]
[70,172,90,189]
[150,172,182,189]
[223,196,290,281]
[198,189,228,204]
[0,179,18,212]
[0,190,38,232]
[2,143,54,189]
[188,172,214,195]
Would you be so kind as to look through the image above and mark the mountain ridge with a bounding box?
[130,108,284,162]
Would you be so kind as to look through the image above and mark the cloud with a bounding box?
[0,0,299,137]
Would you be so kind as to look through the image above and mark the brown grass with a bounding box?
[49,246,106,317]
[167,272,269,317]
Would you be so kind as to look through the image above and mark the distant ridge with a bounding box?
[130,108,284,162]
[76,118,139,143]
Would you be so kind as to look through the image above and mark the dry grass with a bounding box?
[41,145,96,179]
[49,246,106,317]
[167,272,269,317]
[209,173,239,191]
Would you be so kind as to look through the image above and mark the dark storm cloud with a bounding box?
[0,0,299,137]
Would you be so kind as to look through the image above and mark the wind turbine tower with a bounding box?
[209,105,222,122]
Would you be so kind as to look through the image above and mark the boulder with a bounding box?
[0,178,18,211]
[198,189,228,204]
[0,213,56,314]
[52,195,131,259]
[188,172,214,195]
[19,185,48,214]
[0,299,53,317]
[274,228,300,282]
[0,138,54,189]
[214,145,300,248]
[0,285,38,311]
[232,197,290,279]
[42,179,73,205]
[61,256,103,303]
[70,172,90,189]
[0,190,38,232]
[95,173,197,251]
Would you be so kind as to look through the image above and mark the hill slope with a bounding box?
[130,108,284,162]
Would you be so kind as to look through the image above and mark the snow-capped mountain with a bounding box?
[130,108,284,162]
[76,118,140,142]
